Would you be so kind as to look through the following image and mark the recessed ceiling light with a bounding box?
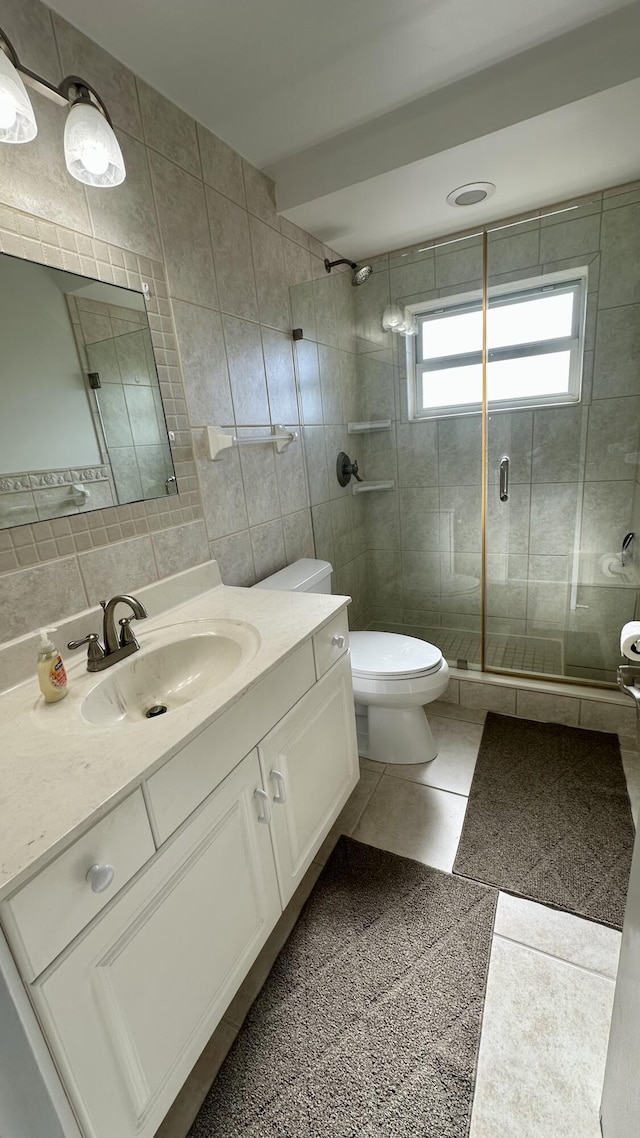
[446,182,496,207]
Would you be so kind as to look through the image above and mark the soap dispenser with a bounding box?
[37,628,68,703]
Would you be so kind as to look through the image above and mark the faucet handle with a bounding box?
[67,633,106,665]
[118,617,140,649]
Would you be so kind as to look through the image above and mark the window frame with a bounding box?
[407,267,588,421]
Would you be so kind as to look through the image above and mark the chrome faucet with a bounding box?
[68,594,148,672]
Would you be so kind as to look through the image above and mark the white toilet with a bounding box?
[254,558,450,765]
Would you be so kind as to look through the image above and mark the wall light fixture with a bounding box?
[0,25,125,187]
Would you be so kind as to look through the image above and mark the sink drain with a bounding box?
[145,704,168,718]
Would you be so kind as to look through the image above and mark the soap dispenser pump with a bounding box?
[37,628,68,703]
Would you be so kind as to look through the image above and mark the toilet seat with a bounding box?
[349,631,443,681]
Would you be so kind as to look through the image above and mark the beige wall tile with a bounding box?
[171,300,233,425]
[515,689,580,727]
[250,518,286,580]
[249,216,291,332]
[77,535,158,606]
[242,161,277,226]
[205,187,258,321]
[86,130,162,261]
[221,315,270,425]
[149,152,218,309]
[0,557,87,642]
[151,521,209,578]
[137,80,200,177]
[195,442,249,542]
[209,531,255,587]
[197,126,245,206]
[459,681,517,716]
[261,329,299,424]
[579,698,637,736]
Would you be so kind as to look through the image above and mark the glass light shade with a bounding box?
[0,49,37,143]
[382,304,404,331]
[64,100,125,187]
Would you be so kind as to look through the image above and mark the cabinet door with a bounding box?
[32,752,281,1138]
[259,654,359,907]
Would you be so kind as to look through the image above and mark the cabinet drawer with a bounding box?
[313,610,349,679]
[146,641,316,843]
[1,790,155,981]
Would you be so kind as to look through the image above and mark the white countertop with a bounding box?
[0,583,349,901]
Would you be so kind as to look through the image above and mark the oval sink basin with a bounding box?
[81,620,260,727]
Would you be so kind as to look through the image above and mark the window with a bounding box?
[408,269,588,419]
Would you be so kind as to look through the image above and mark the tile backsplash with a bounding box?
[0,0,339,644]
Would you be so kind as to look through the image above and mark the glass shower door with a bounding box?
[484,199,640,685]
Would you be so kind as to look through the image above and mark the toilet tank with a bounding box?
[252,558,333,594]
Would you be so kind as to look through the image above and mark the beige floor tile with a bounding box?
[470,938,614,1138]
[385,715,482,795]
[154,1016,238,1138]
[352,775,468,872]
[621,749,640,828]
[427,699,487,724]
[494,893,621,979]
[314,768,383,865]
[359,755,386,773]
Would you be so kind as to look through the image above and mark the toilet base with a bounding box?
[367,705,438,765]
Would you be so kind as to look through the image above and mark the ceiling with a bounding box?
[46,0,640,256]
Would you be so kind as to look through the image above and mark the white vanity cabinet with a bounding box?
[30,751,280,1138]
[259,654,359,907]
[1,609,358,1138]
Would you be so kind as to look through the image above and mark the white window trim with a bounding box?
[406,267,589,421]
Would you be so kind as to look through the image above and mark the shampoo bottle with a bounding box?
[37,628,68,703]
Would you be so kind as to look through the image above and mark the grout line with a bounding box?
[382,768,472,798]
[493,931,618,982]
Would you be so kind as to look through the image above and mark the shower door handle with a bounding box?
[499,456,509,503]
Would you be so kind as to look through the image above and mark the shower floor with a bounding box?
[370,623,564,676]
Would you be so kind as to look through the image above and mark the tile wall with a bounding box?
[0,0,344,645]
[292,270,371,629]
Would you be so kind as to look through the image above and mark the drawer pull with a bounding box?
[331,634,346,648]
[86,864,115,894]
[254,788,272,825]
[271,769,287,805]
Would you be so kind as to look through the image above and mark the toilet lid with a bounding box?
[349,631,443,679]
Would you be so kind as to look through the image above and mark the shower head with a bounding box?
[324,257,373,286]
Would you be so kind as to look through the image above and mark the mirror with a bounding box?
[0,252,176,530]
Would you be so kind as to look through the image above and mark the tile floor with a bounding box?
[325,708,637,1138]
[159,706,638,1138]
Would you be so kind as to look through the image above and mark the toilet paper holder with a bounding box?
[617,664,640,711]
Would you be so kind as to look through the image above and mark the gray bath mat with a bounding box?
[189,836,497,1138]
[454,712,634,929]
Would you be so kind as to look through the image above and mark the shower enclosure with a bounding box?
[291,184,640,687]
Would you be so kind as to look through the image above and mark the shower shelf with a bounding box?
[347,420,392,434]
[205,425,298,460]
[352,480,395,494]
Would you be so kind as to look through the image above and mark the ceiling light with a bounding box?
[0,25,125,187]
[446,182,496,207]
[0,37,37,142]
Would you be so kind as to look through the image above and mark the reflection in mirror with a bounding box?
[0,253,176,531]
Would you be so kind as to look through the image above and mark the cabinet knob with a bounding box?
[86,863,115,894]
[331,634,346,648]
